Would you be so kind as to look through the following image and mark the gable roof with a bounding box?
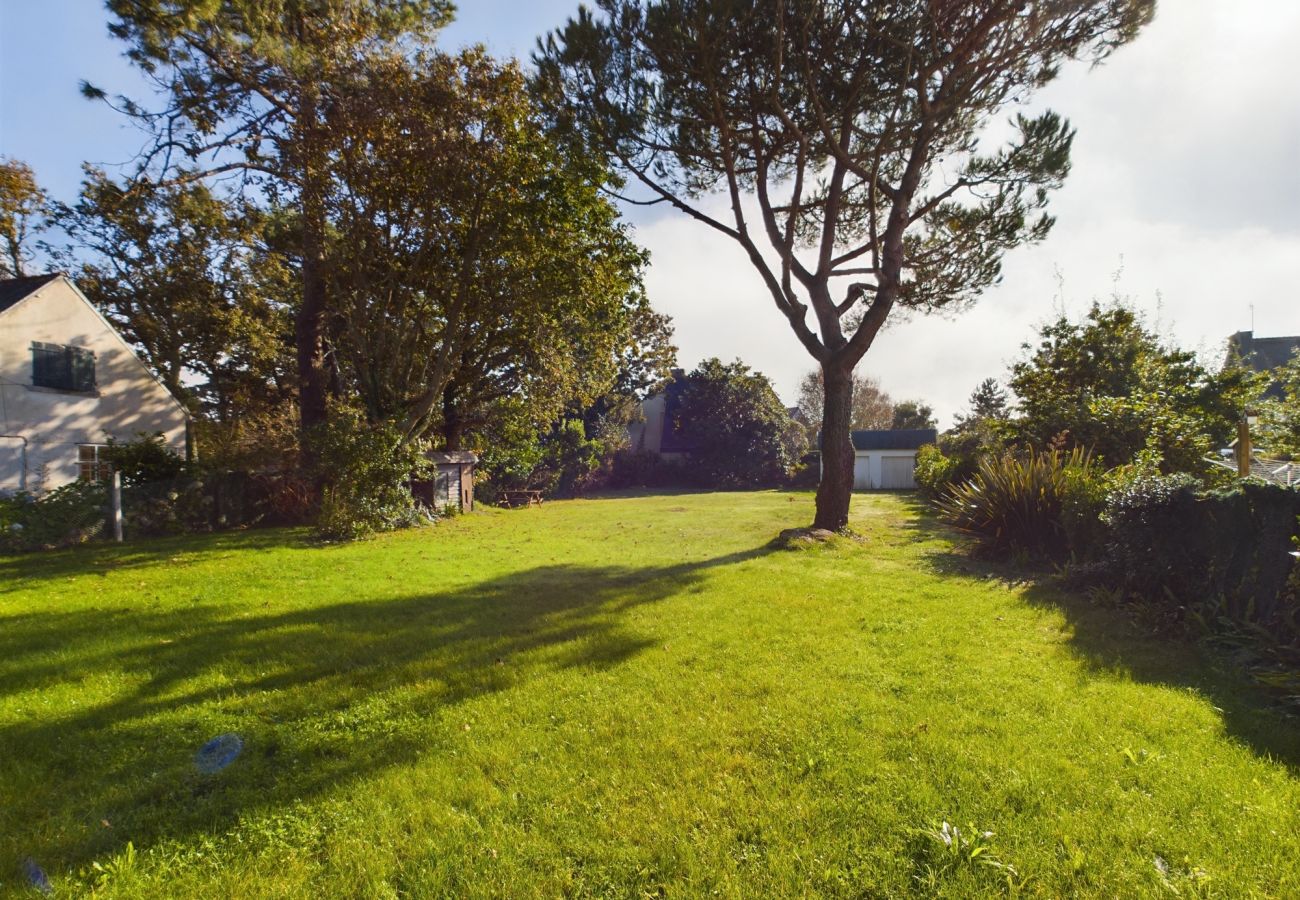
[851,429,937,451]
[0,273,62,315]
[0,272,191,420]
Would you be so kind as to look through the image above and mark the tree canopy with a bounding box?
[537,0,1155,529]
[0,158,48,278]
[890,400,936,431]
[674,358,803,488]
[55,171,291,414]
[321,49,655,447]
[796,369,893,435]
[1007,303,1254,473]
[97,0,454,434]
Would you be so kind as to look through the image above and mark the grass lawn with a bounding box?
[2,491,1298,898]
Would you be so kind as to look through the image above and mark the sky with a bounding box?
[2,1,1298,427]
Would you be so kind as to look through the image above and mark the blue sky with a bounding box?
[3,2,1298,423]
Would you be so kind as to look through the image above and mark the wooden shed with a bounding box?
[415,451,477,513]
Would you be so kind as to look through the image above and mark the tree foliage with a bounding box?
[1257,350,1300,459]
[538,0,1154,529]
[797,369,892,435]
[321,50,655,448]
[97,0,454,434]
[0,157,48,278]
[957,378,1009,427]
[1007,303,1254,473]
[674,358,803,487]
[55,172,292,414]
[891,400,936,431]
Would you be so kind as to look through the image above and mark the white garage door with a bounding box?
[853,454,873,489]
[880,455,916,489]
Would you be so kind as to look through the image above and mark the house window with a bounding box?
[32,342,96,392]
[78,444,112,483]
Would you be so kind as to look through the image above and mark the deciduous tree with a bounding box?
[96,0,452,435]
[796,369,893,435]
[319,50,657,448]
[0,158,48,278]
[674,358,804,487]
[55,171,291,414]
[890,400,936,431]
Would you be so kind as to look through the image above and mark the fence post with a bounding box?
[111,471,123,542]
[1236,419,1252,478]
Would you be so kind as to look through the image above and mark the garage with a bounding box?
[846,429,937,490]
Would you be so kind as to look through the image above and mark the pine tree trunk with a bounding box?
[813,363,854,530]
[295,89,329,443]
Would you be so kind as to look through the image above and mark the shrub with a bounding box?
[1103,477,1300,643]
[914,444,959,501]
[607,449,689,490]
[102,432,189,485]
[0,481,107,552]
[935,448,1096,559]
[311,410,433,540]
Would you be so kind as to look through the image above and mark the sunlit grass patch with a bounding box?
[1,491,1297,897]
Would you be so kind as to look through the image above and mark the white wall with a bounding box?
[0,278,188,492]
[628,393,668,454]
[852,451,919,490]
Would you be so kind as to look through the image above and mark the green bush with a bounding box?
[914,444,959,501]
[0,481,108,552]
[311,410,433,541]
[1103,477,1300,644]
[102,432,189,485]
[935,448,1097,559]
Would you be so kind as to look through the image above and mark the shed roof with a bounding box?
[851,429,937,451]
[0,273,61,315]
[428,451,477,465]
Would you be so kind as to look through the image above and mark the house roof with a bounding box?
[0,273,62,315]
[1228,330,1300,370]
[851,429,937,451]
[1227,330,1300,400]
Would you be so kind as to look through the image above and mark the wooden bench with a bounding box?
[500,489,544,508]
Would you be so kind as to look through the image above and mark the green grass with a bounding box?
[2,491,1297,898]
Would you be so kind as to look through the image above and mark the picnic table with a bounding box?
[500,489,544,509]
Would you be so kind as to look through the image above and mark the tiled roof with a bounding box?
[0,273,61,315]
[851,429,937,451]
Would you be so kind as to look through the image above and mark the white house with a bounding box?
[848,428,936,490]
[0,273,190,493]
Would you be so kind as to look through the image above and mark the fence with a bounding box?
[2,470,316,552]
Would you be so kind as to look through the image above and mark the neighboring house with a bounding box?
[847,429,937,490]
[1225,330,1300,400]
[626,372,696,462]
[0,273,190,493]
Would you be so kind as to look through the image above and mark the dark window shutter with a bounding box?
[31,342,94,391]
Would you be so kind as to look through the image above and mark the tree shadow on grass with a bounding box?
[0,541,773,879]
[897,497,1300,774]
[0,527,316,591]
